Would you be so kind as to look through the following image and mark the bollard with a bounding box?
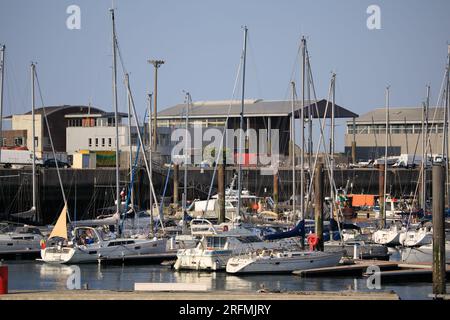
[0,264,8,294]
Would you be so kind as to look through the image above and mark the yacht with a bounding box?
[0,223,45,257]
[401,241,450,264]
[173,226,296,271]
[399,224,433,247]
[39,205,167,264]
[372,223,405,246]
[40,226,167,264]
[226,248,344,274]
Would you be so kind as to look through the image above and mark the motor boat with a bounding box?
[226,248,344,274]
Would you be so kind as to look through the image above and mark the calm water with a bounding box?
[5,260,448,300]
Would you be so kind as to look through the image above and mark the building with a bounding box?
[345,106,447,161]
[157,99,357,165]
[2,105,104,159]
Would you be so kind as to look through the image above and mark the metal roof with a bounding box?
[350,106,446,124]
[158,99,358,119]
[3,105,105,119]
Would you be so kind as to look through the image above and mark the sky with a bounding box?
[0,0,449,151]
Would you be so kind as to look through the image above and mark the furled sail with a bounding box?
[10,207,36,220]
[48,204,68,240]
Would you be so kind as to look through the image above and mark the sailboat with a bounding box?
[226,248,343,274]
[40,9,168,264]
[40,204,166,264]
[0,61,47,257]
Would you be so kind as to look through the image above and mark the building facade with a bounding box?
[2,105,104,159]
[345,107,447,161]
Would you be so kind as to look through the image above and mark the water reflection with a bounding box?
[6,261,447,299]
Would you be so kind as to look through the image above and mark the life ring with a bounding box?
[307,233,319,251]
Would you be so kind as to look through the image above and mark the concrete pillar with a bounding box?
[432,164,446,296]
[314,163,324,251]
[173,164,179,209]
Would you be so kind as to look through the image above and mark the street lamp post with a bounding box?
[148,59,165,151]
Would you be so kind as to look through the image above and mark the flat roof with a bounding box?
[349,106,445,124]
[157,99,358,119]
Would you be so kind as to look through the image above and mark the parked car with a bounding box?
[43,159,71,168]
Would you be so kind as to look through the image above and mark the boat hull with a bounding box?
[226,251,344,274]
[40,238,167,264]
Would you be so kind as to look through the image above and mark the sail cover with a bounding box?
[264,220,305,241]
[49,204,68,240]
[10,207,36,220]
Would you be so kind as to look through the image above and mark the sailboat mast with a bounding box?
[291,82,296,216]
[383,86,390,227]
[446,45,450,208]
[236,26,248,218]
[330,73,336,219]
[31,63,37,217]
[126,73,134,208]
[183,93,190,217]
[300,36,306,220]
[148,93,154,234]
[0,45,4,164]
[110,9,120,216]
[422,86,430,210]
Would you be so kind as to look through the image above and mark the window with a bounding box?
[88,138,92,147]
[108,138,112,147]
[14,137,24,146]
[102,138,105,147]
[95,138,98,147]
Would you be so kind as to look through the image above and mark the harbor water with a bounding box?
[5,260,448,300]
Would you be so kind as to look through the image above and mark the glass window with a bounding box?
[391,124,403,134]
[88,138,92,147]
[108,138,112,147]
[102,138,105,147]
[95,138,98,147]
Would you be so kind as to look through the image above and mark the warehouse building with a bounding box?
[344,106,447,161]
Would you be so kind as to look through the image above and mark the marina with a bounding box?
[0,1,450,308]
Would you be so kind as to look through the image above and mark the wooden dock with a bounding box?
[0,289,399,300]
[293,259,450,283]
[293,260,399,277]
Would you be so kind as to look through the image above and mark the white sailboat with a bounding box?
[0,224,44,256]
[399,224,433,247]
[173,227,296,271]
[226,248,343,274]
[372,223,405,246]
[401,241,450,264]
[40,205,166,264]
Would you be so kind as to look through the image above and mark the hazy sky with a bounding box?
[1,0,449,151]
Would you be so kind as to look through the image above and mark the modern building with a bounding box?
[2,105,104,159]
[345,106,447,161]
[156,99,358,165]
